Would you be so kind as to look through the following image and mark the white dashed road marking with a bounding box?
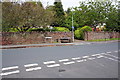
[24,63,38,67]
[100,53,106,55]
[106,52,111,53]
[24,63,41,72]
[91,54,97,57]
[104,56,120,62]
[104,54,119,59]
[26,67,41,72]
[1,66,19,76]
[2,66,19,71]
[97,55,104,58]
[114,51,118,53]
[91,54,101,57]
[47,64,60,68]
[0,70,20,76]
[88,57,96,60]
[2,50,119,76]
[82,56,89,58]
[76,59,85,62]
[43,61,56,64]
[63,61,75,65]
[72,57,81,60]
[59,59,69,62]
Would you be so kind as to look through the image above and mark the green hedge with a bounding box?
[53,27,70,32]
[75,26,92,40]
[9,27,70,32]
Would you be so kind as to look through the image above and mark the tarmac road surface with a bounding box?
[1,41,120,78]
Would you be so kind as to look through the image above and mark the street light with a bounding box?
[71,8,74,42]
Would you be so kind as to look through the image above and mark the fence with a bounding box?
[85,31,120,41]
[0,32,72,45]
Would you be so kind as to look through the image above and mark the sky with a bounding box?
[40,0,118,11]
[40,0,82,11]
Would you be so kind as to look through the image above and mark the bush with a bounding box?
[27,28,52,32]
[9,28,19,32]
[53,27,70,32]
[74,28,81,39]
[75,26,92,40]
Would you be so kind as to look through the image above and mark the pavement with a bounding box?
[1,41,120,78]
[0,40,119,49]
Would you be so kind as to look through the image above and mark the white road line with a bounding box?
[76,59,85,62]
[104,56,120,62]
[2,66,19,71]
[104,54,119,59]
[63,61,75,65]
[91,54,97,57]
[59,59,69,62]
[82,56,89,58]
[106,52,111,53]
[24,63,38,67]
[0,70,20,76]
[26,67,41,72]
[88,57,96,60]
[97,55,104,58]
[100,53,106,55]
[72,57,81,60]
[47,64,60,68]
[114,51,118,53]
[43,61,55,64]
[91,54,101,57]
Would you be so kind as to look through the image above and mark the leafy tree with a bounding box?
[51,0,65,27]
[2,2,14,32]
[0,2,2,31]
[2,2,54,32]
[65,0,119,32]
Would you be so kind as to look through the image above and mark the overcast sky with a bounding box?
[40,0,118,11]
[40,0,82,11]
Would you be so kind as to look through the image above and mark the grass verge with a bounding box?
[88,38,120,42]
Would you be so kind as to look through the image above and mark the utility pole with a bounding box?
[72,10,74,42]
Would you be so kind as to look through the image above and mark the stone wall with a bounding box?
[0,32,72,45]
[85,31,120,41]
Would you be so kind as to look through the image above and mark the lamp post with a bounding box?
[72,10,74,42]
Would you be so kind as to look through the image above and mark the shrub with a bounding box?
[75,28,81,39]
[9,28,19,32]
[75,26,92,40]
[54,27,70,32]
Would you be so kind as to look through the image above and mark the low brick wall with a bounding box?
[85,31,120,41]
[0,32,72,45]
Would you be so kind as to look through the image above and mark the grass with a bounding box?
[88,38,120,42]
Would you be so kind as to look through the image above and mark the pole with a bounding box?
[72,12,74,42]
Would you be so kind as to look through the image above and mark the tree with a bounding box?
[2,2,14,32]
[2,2,54,32]
[51,0,65,27]
[64,0,119,31]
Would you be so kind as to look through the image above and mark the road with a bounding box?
[1,41,120,78]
